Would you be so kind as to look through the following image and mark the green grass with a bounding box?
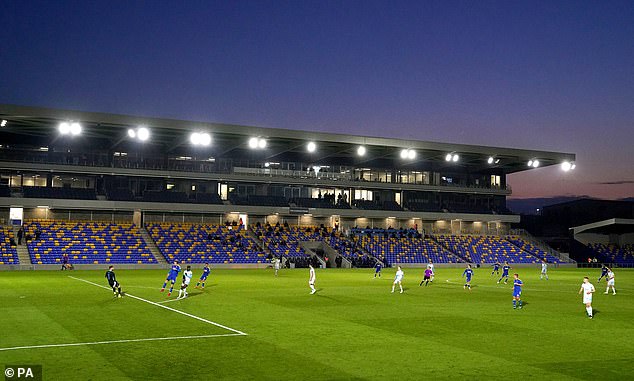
[1,267,633,380]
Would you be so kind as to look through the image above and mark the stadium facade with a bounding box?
[0,104,577,268]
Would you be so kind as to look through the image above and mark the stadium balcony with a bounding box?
[25,220,156,265]
[23,186,97,200]
[353,200,403,211]
[0,227,19,265]
[230,195,289,207]
[404,201,443,213]
[193,193,223,205]
[142,190,190,203]
[434,235,541,264]
[507,237,561,263]
[291,197,351,209]
[587,243,634,264]
[444,205,494,214]
[106,188,135,201]
[146,223,265,264]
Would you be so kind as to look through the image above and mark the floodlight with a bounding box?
[258,138,266,149]
[190,132,200,145]
[407,149,416,160]
[307,141,316,153]
[400,149,409,159]
[487,156,494,164]
[59,122,71,135]
[561,161,571,171]
[532,160,540,168]
[70,122,82,135]
[248,137,259,149]
[452,154,459,162]
[357,146,366,156]
[527,160,533,167]
[445,153,452,162]
[200,133,211,146]
[128,129,136,138]
[0,120,7,127]
[561,161,576,171]
[137,127,149,141]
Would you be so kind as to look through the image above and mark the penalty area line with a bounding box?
[0,333,244,352]
[68,276,247,336]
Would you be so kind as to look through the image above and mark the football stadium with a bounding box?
[1,104,633,380]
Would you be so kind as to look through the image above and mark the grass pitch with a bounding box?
[1,267,633,380]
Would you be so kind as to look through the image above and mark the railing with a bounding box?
[232,167,511,191]
[576,262,634,269]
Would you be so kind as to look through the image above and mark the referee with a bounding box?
[105,265,123,298]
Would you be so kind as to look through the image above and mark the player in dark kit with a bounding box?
[598,265,609,282]
[105,265,123,298]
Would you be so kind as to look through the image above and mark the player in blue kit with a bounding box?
[497,262,511,284]
[195,263,211,288]
[462,264,473,291]
[598,265,609,282]
[374,261,382,278]
[512,273,523,309]
[491,262,501,276]
[161,260,181,296]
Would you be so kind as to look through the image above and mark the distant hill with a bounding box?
[508,196,634,215]
[507,196,590,215]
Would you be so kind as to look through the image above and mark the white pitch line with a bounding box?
[156,298,184,304]
[69,276,247,336]
[0,333,243,352]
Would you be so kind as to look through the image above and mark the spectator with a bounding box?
[17,227,24,245]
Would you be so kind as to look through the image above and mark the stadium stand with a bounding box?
[23,186,97,200]
[358,234,462,265]
[146,223,265,264]
[253,224,320,258]
[434,235,542,263]
[326,232,377,267]
[25,220,156,264]
[0,185,11,197]
[0,226,19,264]
[587,243,634,264]
[507,236,561,263]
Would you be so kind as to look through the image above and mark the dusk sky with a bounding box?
[1,1,633,200]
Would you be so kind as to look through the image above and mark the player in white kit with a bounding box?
[540,260,549,280]
[578,276,595,319]
[178,265,193,299]
[273,257,281,277]
[391,266,404,294]
[604,268,616,295]
[308,264,316,294]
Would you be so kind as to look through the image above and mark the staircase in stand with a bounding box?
[428,235,470,263]
[139,226,167,265]
[12,226,32,264]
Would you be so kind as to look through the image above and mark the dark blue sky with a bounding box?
[2,1,633,199]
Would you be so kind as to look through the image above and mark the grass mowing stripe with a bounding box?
[68,276,248,336]
[0,333,244,352]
